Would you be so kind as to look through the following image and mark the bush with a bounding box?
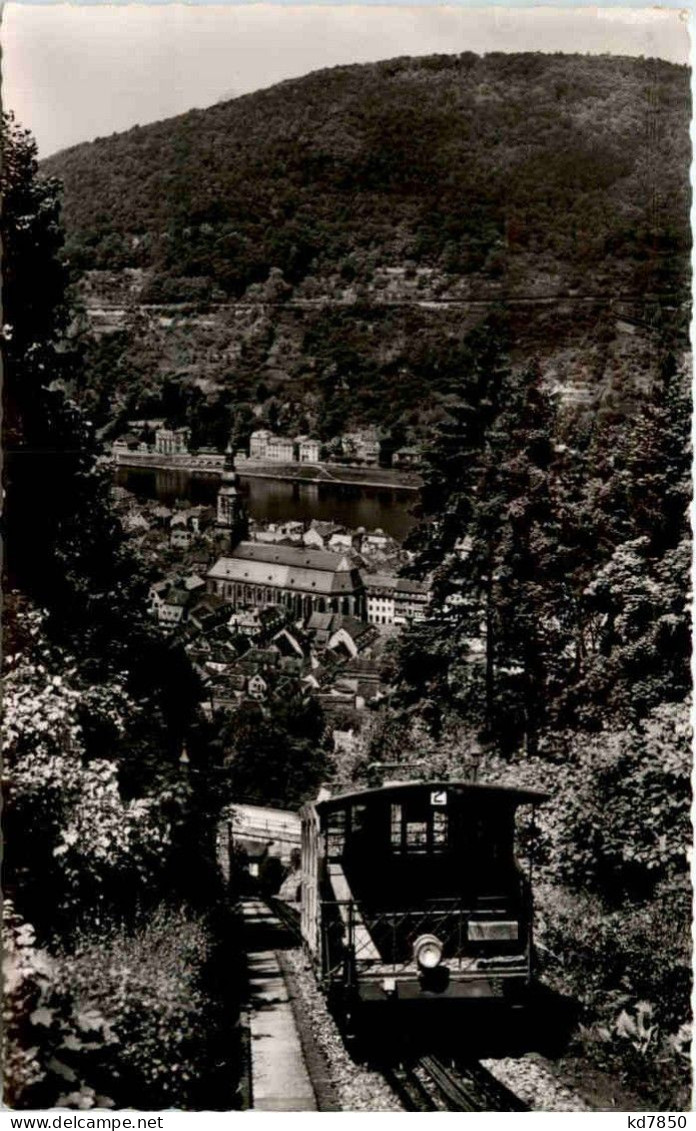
[3,604,176,932]
[3,902,239,1110]
[535,876,691,1109]
[3,900,118,1110]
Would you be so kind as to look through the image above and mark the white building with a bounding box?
[298,437,321,463]
[155,427,190,455]
[364,574,430,626]
[249,430,271,460]
[266,435,295,462]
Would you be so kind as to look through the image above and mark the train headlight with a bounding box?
[413,933,443,970]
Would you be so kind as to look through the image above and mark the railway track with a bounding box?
[386,1055,529,1112]
[381,1063,439,1111]
[267,896,302,939]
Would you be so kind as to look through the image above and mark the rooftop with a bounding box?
[208,542,362,596]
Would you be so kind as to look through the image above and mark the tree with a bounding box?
[218,682,330,808]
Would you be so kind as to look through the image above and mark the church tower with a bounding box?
[216,441,248,547]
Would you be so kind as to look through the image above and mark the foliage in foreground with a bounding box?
[536,877,692,1111]
[4,902,239,1110]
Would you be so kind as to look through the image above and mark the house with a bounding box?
[303,522,343,551]
[209,671,247,711]
[148,579,171,614]
[362,529,391,553]
[454,536,473,561]
[188,593,232,634]
[340,430,382,467]
[266,434,295,462]
[188,506,216,535]
[158,587,191,626]
[183,573,206,595]
[121,511,150,535]
[328,532,354,554]
[254,526,289,545]
[272,627,308,661]
[247,672,268,701]
[228,605,286,645]
[112,433,139,455]
[327,618,379,659]
[155,427,190,456]
[239,648,280,673]
[393,577,430,624]
[189,549,214,574]
[364,574,397,625]
[170,515,193,550]
[392,446,423,470]
[152,505,173,528]
[298,437,320,463]
[364,574,430,626]
[304,610,337,645]
[249,429,272,460]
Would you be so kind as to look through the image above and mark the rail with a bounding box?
[384,1055,529,1112]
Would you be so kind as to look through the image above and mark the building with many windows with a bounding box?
[155,427,190,455]
[364,573,430,626]
[207,543,365,620]
[298,437,321,463]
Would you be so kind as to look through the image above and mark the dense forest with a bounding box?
[43,52,690,443]
[45,53,690,298]
[360,311,691,1105]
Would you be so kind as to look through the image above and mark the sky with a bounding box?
[1,3,690,158]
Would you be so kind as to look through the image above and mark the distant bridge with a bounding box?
[217,803,301,877]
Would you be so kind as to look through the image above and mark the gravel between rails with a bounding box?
[284,949,403,1112]
[481,1054,592,1111]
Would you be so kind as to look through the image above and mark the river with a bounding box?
[116,466,420,542]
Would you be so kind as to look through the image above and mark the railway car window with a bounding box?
[405,821,428,853]
[352,804,368,834]
[432,809,448,848]
[326,809,346,857]
[390,804,403,852]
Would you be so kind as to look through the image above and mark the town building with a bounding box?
[298,437,321,463]
[392,446,423,470]
[157,586,191,626]
[207,543,364,619]
[170,514,193,549]
[303,522,344,551]
[228,605,287,644]
[249,430,272,459]
[364,574,430,626]
[328,531,354,554]
[155,427,190,456]
[393,577,430,623]
[341,430,382,467]
[266,434,295,462]
[188,593,233,634]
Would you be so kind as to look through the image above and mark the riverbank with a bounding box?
[111,451,422,491]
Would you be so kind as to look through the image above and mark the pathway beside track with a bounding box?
[241,898,317,1111]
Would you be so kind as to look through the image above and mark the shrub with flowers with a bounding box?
[4,606,172,924]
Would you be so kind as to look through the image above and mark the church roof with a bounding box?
[207,541,362,596]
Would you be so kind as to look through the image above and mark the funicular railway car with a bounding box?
[300,781,547,1014]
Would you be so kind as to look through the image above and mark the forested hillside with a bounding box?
[43,52,690,441]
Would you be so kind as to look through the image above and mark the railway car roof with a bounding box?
[311,780,548,814]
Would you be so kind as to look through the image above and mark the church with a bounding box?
[206,448,365,619]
